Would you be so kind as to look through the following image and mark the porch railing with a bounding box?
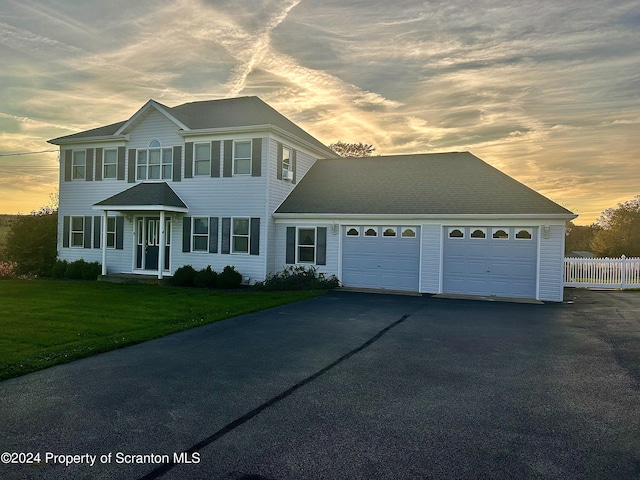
[564,256,640,289]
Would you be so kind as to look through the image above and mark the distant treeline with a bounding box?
[0,215,17,227]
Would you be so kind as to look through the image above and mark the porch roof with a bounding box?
[93,182,188,212]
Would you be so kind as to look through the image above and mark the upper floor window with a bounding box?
[282,146,292,179]
[72,150,86,180]
[234,140,252,175]
[194,143,211,176]
[137,140,172,180]
[103,149,117,179]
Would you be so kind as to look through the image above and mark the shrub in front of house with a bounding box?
[255,265,340,291]
[51,260,68,279]
[0,261,17,279]
[216,265,243,289]
[171,265,197,287]
[194,265,217,289]
[62,259,101,280]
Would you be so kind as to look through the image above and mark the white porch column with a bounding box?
[158,210,166,280]
[101,210,108,276]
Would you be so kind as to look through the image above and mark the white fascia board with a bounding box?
[92,205,189,213]
[48,135,129,146]
[273,213,577,222]
[114,99,189,135]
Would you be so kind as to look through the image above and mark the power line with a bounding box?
[0,149,58,157]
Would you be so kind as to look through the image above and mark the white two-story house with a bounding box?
[50,96,576,301]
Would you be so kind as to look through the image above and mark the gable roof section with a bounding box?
[275,152,575,217]
[49,97,336,156]
[93,182,188,212]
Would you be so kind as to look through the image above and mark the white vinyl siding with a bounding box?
[537,223,566,302]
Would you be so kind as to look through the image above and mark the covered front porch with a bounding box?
[93,182,188,280]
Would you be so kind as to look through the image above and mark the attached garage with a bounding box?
[341,226,420,291]
[443,227,538,298]
[274,152,576,302]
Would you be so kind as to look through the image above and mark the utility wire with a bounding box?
[0,149,58,157]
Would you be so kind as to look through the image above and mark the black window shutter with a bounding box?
[182,217,191,252]
[316,227,327,265]
[115,217,124,250]
[128,149,136,183]
[286,227,296,264]
[63,216,70,247]
[83,216,92,248]
[211,141,221,177]
[209,217,219,253]
[277,142,283,180]
[251,138,262,177]
[85,149,94,181]
[93,216,102,248]
[250,217,260,256]
[173,146,182,182]
[184,142,193,178]
[64,150,72,181]
[291,150,297,184]
[95,148,103,181]
[223,140,233,177]
[117,147,126,180]
[221,217,231,254]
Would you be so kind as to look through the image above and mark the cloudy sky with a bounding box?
[1,0,638,223]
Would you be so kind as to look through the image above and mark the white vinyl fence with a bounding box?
[564,256,640,289]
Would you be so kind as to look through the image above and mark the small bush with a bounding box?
[51,260,68,279]
[217,265,242,289]
[171,265,197,287]
[194,266,217,289]
[0,261,17,279]
[256,265,340,291]
[63,259,101,280]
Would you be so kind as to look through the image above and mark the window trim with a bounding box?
[72,150,86,180]
[194,142,211,176]
[470,228,487,239]
[106,217,116,249]
[296,226,317,264]
[515,228,533,240]
[137,145,173,181]
[233,139,252,175]
[364,227,378,237]
[401,227,417,238]
[231,217,250,254]
[492,228,509,240]
[102,148,118,180]
[448,227,464,239]
[70,216,84,247]
[282,145,292,179]
[382,227,397,237]
[345,226,360,237]
[191,217,209,252]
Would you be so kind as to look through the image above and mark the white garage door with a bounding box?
[342,226,420,291]
[443,227,538,298]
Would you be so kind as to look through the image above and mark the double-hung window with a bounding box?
[103,149,117,179]
[232,218,250,253]
[194,143,211,176]
[282,146,292,178]
[297,228,316,263]
[192,217,209,252]
[137,140,173,180]
[70,216,84,247]
[72,151,86,180]
[233,140,252,175]
[106,217,116,248]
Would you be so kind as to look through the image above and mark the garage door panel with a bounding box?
[443,227,537,298]
[342,226,420,291]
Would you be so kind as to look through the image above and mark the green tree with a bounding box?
[590,195,640,257]
[4,206,58,276]
[329,141,375,157]
[565,221,599,254]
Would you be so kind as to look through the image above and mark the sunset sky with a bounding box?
[1,0,638,223]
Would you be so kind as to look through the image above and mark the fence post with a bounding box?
[621,255,626,289]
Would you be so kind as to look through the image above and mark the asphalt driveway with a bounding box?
[1,289,639,480]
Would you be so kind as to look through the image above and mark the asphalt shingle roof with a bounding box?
[50,97,335,156]
[275,152,574,216]
[94,182,187,209]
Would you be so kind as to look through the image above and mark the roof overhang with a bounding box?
[92,182,189,213]
[273,213,578,221]
[48,134,129,146]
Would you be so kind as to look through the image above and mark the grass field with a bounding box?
[0,279,323,381]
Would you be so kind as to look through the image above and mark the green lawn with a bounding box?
[0,279,323,381]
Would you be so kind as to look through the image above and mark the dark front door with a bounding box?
[145,218,160,270]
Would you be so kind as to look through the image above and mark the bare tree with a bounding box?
[329,142,375,158]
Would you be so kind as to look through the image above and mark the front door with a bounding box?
[136,217,170,271]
